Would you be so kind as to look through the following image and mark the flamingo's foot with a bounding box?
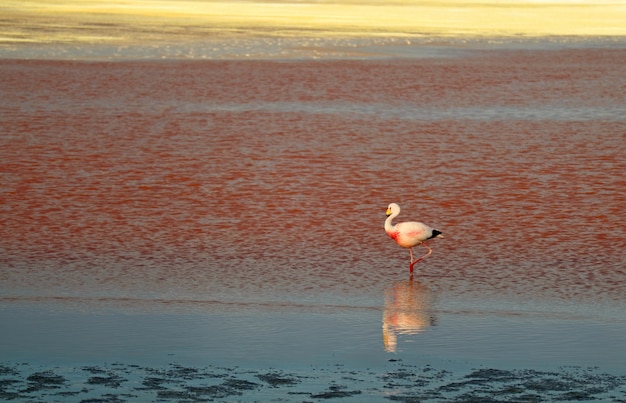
[409,258,423,273]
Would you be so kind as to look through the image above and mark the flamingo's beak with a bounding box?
[385,207,392,216]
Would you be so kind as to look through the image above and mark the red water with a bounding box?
[1,49,625,311]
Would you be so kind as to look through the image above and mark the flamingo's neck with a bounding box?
[384,213,397,233]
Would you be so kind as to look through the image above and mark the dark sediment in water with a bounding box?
[1,361,624,402]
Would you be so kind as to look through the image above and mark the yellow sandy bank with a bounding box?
[1,0,626,45]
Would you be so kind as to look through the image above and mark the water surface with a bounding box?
[1,47,625,374]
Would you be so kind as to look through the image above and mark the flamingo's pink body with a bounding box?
[384,203,443,273]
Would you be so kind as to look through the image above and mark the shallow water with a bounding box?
[1,47,625,375]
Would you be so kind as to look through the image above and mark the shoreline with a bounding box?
[1,34,625,61]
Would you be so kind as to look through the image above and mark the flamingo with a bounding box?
[384,203,444,273]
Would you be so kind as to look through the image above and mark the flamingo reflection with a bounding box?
[382,277,436,353]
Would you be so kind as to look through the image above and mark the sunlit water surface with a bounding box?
[1,46,625,373]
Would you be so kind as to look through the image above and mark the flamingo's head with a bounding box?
[386,203,400,217]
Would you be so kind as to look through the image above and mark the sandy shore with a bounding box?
[2,1,625,60]
[2,360,625,402]
[2,0,626,47]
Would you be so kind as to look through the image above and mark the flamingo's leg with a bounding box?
[409,243,433,273]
